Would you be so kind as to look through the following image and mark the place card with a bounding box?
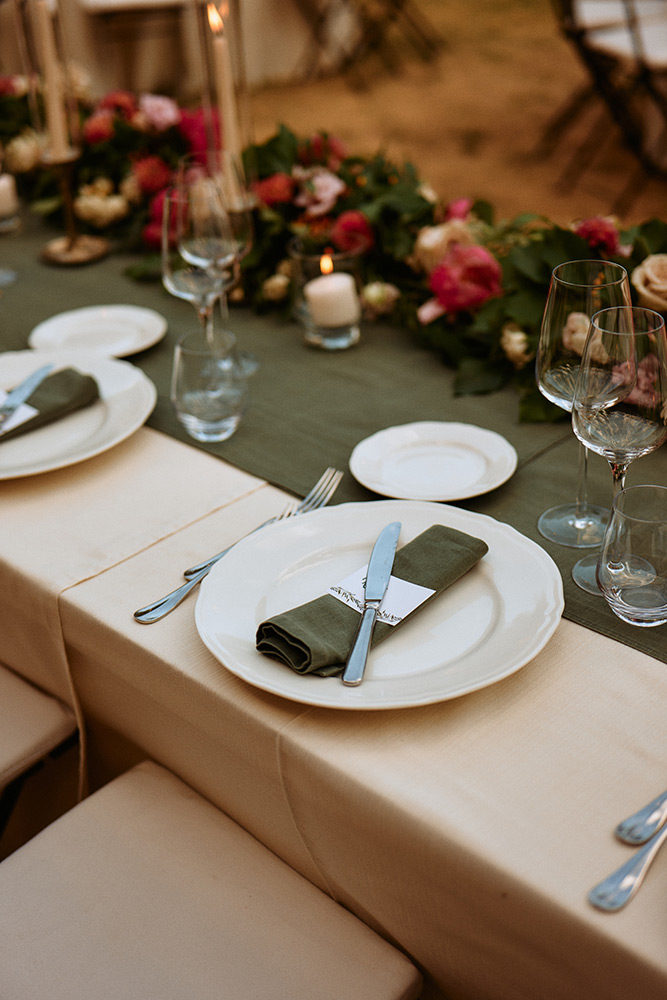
[329,565,435,625]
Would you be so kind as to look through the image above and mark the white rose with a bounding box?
[361,281,400,317]
[562,311,608,362]
[631,254,667,310]
[74,193,129,228]
[262,273,290,302]
[410,219,475,274]
[4,130,43,173]
[500,322,533,369]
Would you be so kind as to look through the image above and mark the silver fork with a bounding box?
[133,468,343,624]
[184,466,343,578]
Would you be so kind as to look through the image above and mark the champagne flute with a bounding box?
[161,171,238,355]
[536,260,632,547]
[571,306,667,592]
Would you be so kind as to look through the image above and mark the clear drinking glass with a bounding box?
[171,328,248,443]
[571,305,667,592]
[597,485,667,627]
[535,259,632,547]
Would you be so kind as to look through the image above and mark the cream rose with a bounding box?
[631,254,667,311]
[4,130,43,173]
[410,219,475,274]
[562,311,608,363]
[500,322,533,369]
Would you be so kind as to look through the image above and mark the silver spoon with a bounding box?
[589,823,667,911]
[615,788,667,846]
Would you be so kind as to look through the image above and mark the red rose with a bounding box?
[302,133,347,170]
[330,209,374,252]
[0,76,18,97]
[253,172,295,206]
[141,220,163,250]
[132,156,172,195]
[429,244,502,313]
[445,197,474,221]
[178,108,211,163]
[98,90,136,119]
[83,110,115,145]
[148,188,167,224]
[573,216,621,256]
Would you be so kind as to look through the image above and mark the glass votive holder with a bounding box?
[171,329,248,443]
[0,173,20,234]
[288,238,363,350]
[596,484,667,627]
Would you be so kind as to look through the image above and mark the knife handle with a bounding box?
[342,604,379,686]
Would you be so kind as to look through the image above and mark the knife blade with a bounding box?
[0,363,55,429]
[342,520,401,687]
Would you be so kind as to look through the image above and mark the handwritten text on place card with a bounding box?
[329,565,435,625]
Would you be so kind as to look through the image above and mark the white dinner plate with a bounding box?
[195,500,563,710]
[349,421,518,500]
[28,305,167,357]
[0,350,156,479]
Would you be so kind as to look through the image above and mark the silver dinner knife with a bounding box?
[342,521,401,687]
[0,362,54,429]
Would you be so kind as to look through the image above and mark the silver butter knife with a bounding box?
[342,521,401,687]
[0,363,55,429]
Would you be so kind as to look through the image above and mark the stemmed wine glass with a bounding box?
[571,305,667,592]
[161,167,238,355]
[536,259,632,547]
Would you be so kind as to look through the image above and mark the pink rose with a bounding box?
[253,172,295,206]
[330,209,374,252]
[418,244,502,322]
[294,167,346,218]
[139,93,181,132]
[573,216,627,256]
[445,197,474,221]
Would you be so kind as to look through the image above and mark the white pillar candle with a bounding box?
[0,174,19,218]
[207,3,242,201]
[34,0,69,161]
[304,271,361,327]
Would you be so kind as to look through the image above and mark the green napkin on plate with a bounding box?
[0,367,100,443]
[256,523,489,677]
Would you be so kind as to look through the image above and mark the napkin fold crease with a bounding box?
[256,524,489,677]
[0,367,100,443]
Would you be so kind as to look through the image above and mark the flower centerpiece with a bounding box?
[3,75,667,421]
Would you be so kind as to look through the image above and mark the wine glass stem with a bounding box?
[574,443,591,519]
[611,463,628,499]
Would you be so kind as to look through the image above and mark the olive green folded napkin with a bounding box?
[0,367,100,443]
[256,523,489,676]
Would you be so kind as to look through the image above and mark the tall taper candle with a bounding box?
[34,0,69,160]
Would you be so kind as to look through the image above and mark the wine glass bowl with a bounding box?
[572,306,667,492]
[161,176,237,345]
[570,305,667,594]
[597,484,667,627]
[535,259,632,547]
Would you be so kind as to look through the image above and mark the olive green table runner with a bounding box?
[3,222,666,662]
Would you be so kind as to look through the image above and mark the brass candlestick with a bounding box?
[40,149,110,266]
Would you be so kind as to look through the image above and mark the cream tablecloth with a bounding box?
[1,422,665,1000]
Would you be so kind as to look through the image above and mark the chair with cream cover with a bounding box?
[548,0,667,180]
[0,759,423,999]
[0,663,77,844]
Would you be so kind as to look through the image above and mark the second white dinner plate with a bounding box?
[28,305,167,358]
[349,421,518,500]
[195,500,563,710]
[0,350,156,479]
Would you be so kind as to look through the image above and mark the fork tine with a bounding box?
[294,466,338,512]
[297,469,343,513]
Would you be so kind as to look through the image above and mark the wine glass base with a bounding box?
[571,555,602,595]
[537,503,609,548]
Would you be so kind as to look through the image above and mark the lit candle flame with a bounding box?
[207,2,228,34]
[320,254,333,275]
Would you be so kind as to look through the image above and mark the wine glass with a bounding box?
[596,484,667,627]
[161,171,238,355]
[535,259,632,547]
[571,305,667,592]
[177,152,258,375]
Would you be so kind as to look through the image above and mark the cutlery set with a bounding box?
[133,467,344,624]
[589,787,667,911]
